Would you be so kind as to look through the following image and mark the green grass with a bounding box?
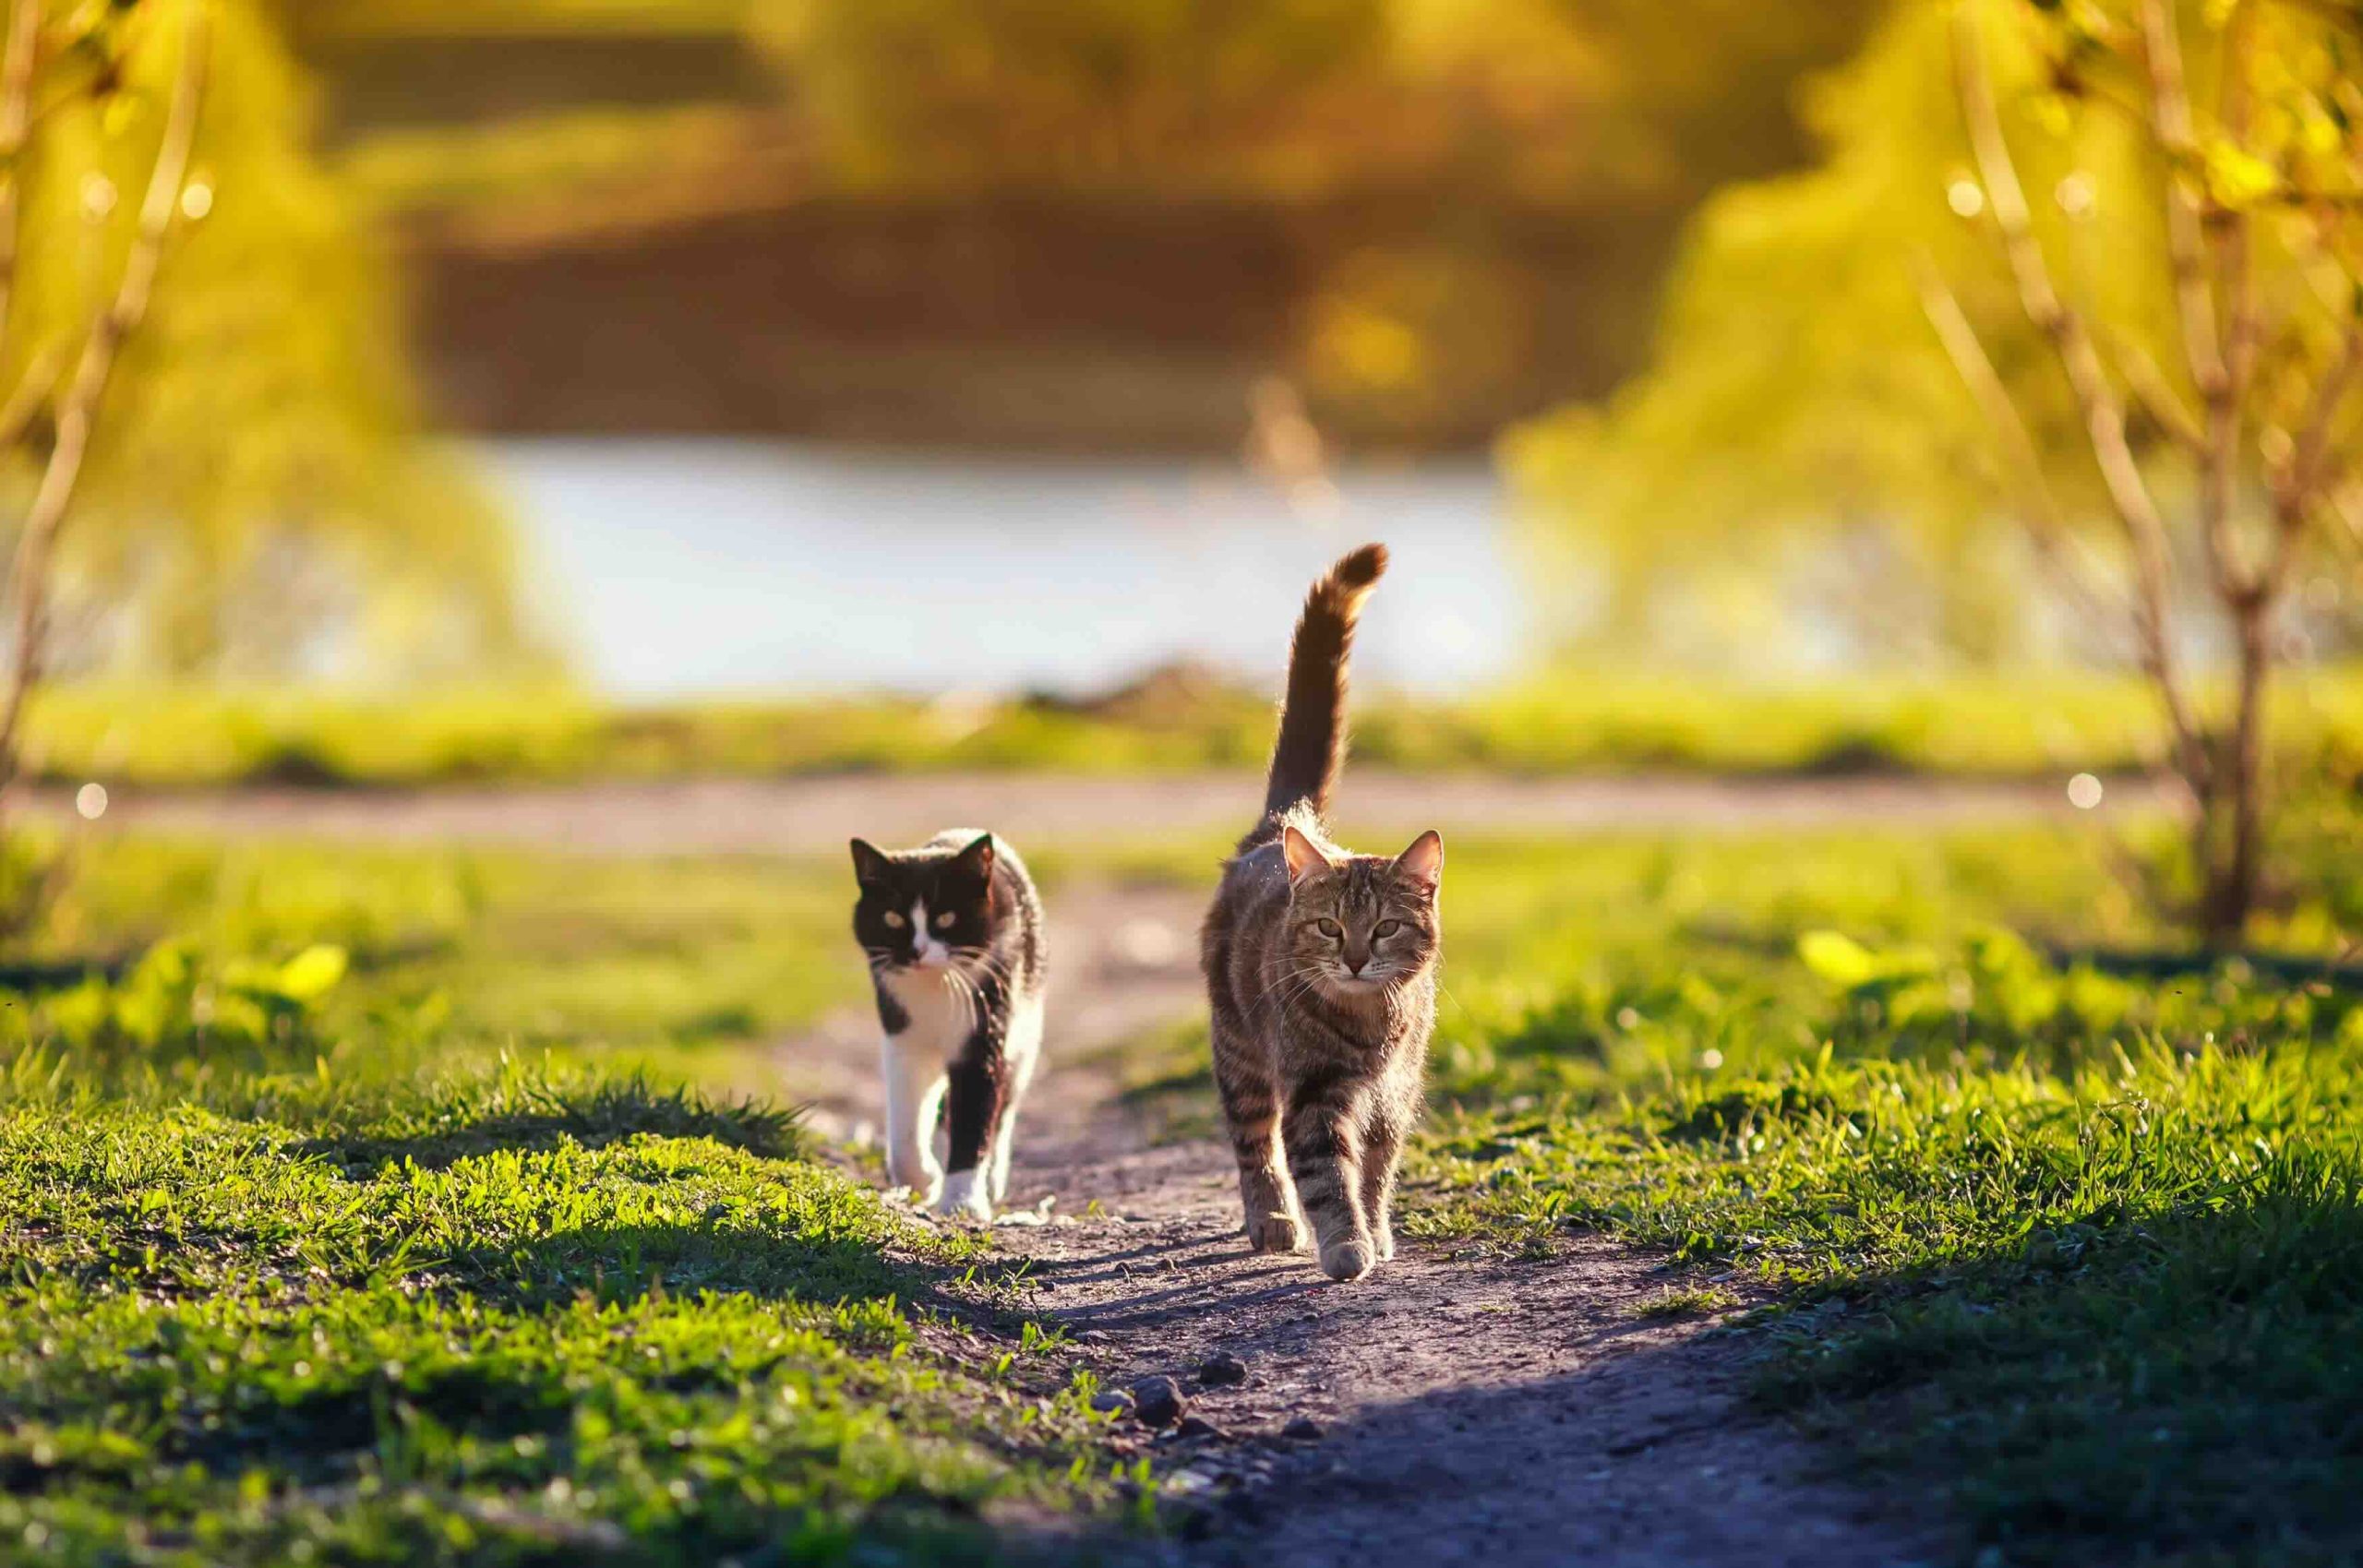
[19,834,872,1097]
[0,840,1142,1565]
[0,1066,1130,1566]
[34,664,2363,786]
[1080,815,2363,1562]
[1626,1285,1739,1319]
[15,807,2363,1563]
[1396,819,2363,1567]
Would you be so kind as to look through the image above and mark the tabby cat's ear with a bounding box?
[1392,830,1444,897]
[1281,823,1336,883]
[954,832,997,880]
[849,838,891,885]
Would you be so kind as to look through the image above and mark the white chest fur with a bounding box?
[879,965,978,1057]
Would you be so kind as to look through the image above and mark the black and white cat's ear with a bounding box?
[1392,830,1444,898]
[1281,823,1337,883]
[849,837,891,886]
[954,832,997,880]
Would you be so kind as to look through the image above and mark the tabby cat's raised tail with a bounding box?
[1258,543,1388,828]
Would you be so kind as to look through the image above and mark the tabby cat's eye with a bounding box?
[1373,919,1403,938]
[883,911,906,928]
[1315,918,1343,938]
[935,912,956,929]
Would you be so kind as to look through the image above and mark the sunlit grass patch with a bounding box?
[16,809,2363,1563]
[0,1065,1122,1566]
[6,834,868,1100]
[1409,822,2363,1567]
[1627,1284,1739,1320]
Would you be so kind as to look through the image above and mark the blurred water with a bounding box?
[486,438,1524,699]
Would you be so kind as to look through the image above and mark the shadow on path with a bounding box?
[996,1135,1954,1568]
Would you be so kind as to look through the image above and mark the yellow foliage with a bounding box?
[4,1,534,681]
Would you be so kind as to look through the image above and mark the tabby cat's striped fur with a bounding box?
[1199,544,1444,1282]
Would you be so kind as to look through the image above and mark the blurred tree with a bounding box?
[1510,0,2363,941]
[1508,2,2142,666]
[750,0,1883,201]
[724,0,1882,444]
[0,0,206,805]
[1944,0,2361,941]
[269,2,1887,449]
[0,0,532,701]
[761,0,1392,195]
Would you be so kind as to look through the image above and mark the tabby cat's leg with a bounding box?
[1214,1025,1299,1251]
[1359,1097,1411,1262]
[1283,1070,1373,1281]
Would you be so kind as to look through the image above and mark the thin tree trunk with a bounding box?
[0,0,206,806]
[2211,605,2271,944]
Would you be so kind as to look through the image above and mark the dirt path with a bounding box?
[57,769,2146,855]
[774,880,1950,1567]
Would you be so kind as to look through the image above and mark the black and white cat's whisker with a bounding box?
[952,946,1016,986]
[947,967,985,1037]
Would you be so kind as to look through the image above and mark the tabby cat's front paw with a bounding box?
[1247,1212,1302,1253]
[933,1169,993,1222]
[1318,1237,1376,1283]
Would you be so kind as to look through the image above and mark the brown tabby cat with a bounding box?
[1200,543,1443,1283]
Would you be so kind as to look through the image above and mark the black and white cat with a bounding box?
[848,830,1047,1220]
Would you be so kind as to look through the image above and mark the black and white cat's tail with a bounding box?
[1258,542,1387,829]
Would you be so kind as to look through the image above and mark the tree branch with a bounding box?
[2105,329,2208,453]
[2330,479,2363,548]
[2286,323,2361,509]
[2141,0,2256,599]
[1954,0,2210,796]
[0,0,206,799]
[1914,250,2132,642]
[2260,320,2363,598]
[0,0,41,365]
[0,339,54,449]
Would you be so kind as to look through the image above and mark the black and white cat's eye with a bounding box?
[935,911,956,928]
[884,910,906,928]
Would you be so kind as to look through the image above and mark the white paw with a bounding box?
[933,1168,993,1222]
